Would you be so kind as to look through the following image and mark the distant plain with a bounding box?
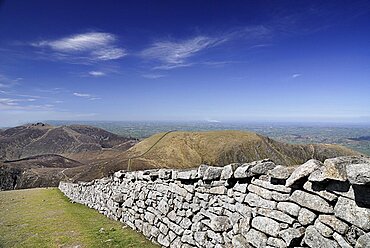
[48,121,370,156]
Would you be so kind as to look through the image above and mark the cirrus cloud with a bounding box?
[31,32,127,63]
[140,25,271,70]
[292,73,302,78]
[73,92,100,100]
[88,71,105,77]
[141,36,224,66]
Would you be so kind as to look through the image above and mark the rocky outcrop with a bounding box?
[59,156,370,248]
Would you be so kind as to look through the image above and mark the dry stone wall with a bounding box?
[59,156,370,248]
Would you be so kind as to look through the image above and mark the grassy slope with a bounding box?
[125,130,362,169]
[0,188,158,248]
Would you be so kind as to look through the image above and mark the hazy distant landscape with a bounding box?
[48,121,370,156]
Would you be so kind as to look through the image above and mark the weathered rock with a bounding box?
[112,193,125,203]
[290,190,333,213]
[286,159,323,187]
[279,227,305,246]
[150,225,160,237]
[163,218,184,236]
[158,199,170,215]
[355,233,370,248]
[314,219,334,238]
[249,159,276,175]
[234,163,255,178]
[303,226,339,248]
[267,237,286,248]
[309,157,350,182]
[197,164,208,177]
[252,178,291,193]
[310,156,370,183]
[179,218,192,229]
[277,202,301,217]
[235,202,253,218]
[159,222,169,234]
[333,232,352,248]
[244,228,268,248]
[170,237,182,248]
[303,181,338,202]
[233,183,248,193]
[169,183,188,197]
[210,216,232,232]
[319,215,348,234]
[221,163,240,180]
[203,166,223,180]
[232,234,251,248]
[268,165,295,180]
[251,216,280,237]
[245,192,277,209]
[334,197,370,231]
[210,186,227,195]
[176,169,197,180]
[181,230,196,245]
[298,208,317,225]
[194,231,207,246]
[238,217,251,236]
[158,169,171,179]
[144,211,156,224]
[206,229,223,243]
[347,163,370,185]
[114,170,125,179]
[346,225,365,246]
[248,184,289,201]
[157,233,170,247]
[257,208,295,224]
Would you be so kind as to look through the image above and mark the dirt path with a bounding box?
[0,188,159,248]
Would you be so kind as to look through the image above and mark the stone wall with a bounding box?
[59,156,370,248]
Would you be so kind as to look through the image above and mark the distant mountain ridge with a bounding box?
[0,122,137,161]
[0,123,139,190]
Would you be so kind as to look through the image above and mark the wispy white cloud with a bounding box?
[0,98,53,111]
[35,87,67,95]
[73,92,91,97]
[33,32,115,52]
[73,92,100,100]
[152,63,194,70]
[88,71,105,77]
[248,43,273,50]
[292,73,302,78]
[0,74,23,88]
[141,36,224,66]
[0,89,44,100]
[141,26,271,70]
[90,48,126,60]
[31,32,126,63]
[142,74,166,79]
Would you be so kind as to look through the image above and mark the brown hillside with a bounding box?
[124,130,362,169]
[0,123,137,161]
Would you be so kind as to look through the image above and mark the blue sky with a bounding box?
[0,0,370,126]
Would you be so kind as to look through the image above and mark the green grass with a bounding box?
[0,188,159,248]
